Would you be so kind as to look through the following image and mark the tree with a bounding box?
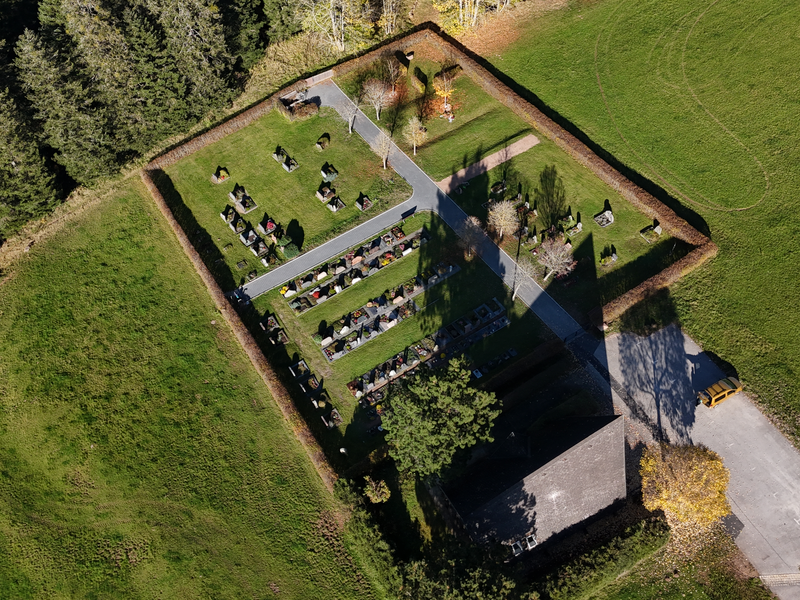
[487,200,517,240]
[433,69,455,111]
[403,116,427,155]
[363,476,390,503]
[511,256,539,301]
[431,0,483,35]
[383,357,499,477]
[16,30,119,183]
[641,443,730,530]
[378,0,401,36]
[0,89,59,237]
[342,97,359,134]
[457,215,483,258]
[376,133,392,169]
[384,55,402,92]
[362,78,390,121]
[300,0,372,52]
[536,236,576,281]
[533,164,567,230]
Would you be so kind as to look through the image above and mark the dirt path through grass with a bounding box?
[435,134,540,194]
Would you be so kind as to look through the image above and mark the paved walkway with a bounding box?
[436,134,540,194]
[240,79,582,341]
[586,325,800,600]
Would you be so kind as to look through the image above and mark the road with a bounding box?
[241,78,800,598]
[241,79,582,341]
[590,325,800,599]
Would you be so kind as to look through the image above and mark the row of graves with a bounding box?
[287,359,344,431]
[221,197,284,269]
[259,313,344,431]
[279,226,427,315]
[346,298,511,424]
[314,260,460,362]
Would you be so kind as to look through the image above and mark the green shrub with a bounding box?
[283,243,299,258]
[533,518,669,600]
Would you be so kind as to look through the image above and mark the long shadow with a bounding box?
[151,170,236,291]
[616,290,696,443]
[431,27,710,237]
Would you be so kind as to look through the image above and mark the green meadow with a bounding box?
[491,0,800,437]
[0,180,377,599]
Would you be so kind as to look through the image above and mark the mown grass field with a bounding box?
[0,180,377,599]
[489,0,800,438]
[253,212,554,460]
[163,107,411,288]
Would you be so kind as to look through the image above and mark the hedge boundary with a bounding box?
[322,26,717,326]
[139,25,719,486]
[141,169,337,492]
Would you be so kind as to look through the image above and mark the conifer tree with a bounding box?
[15,30,118,183]
[0,89,59,238]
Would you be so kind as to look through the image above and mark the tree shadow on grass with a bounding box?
[151,169,236,292]
[431,27,711,238]
[286,218,305,250]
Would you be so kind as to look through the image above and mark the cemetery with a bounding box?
[163,107,412,283]
[252,212,554,458]
[334,42,694,324]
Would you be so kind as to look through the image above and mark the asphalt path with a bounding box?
[240,80,582,341]
[238,80,800,597]
[592,325,800,600]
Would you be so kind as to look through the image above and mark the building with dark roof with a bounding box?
[444,415,626,550]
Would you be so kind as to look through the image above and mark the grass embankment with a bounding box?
[254,212,553,460]
[491,0,800,438]
[164,107,411,288]
[0,180,377,599]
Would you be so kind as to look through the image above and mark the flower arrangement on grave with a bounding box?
[323,347,335,359]
[412,237,420,249]
[307,375,320,389]
[234,219,245,233]
[391,227,405,240]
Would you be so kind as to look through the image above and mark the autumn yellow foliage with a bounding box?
[640,443,730,529]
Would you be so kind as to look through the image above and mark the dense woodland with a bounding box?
[0,0,446,240]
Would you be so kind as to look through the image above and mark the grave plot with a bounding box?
[162,107,412,284]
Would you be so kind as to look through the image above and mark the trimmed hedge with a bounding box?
[597,241,718,326]
[141,169,337,491]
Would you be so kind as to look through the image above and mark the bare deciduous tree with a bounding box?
[458,215,484,257]
[385,56,402,92]
[378,0,401,37]
[433,70,455,110]
[403,116,427,155]
[537,237,576,281]
[376,133,392,169]
[511,256,540,300]
[342,97,359,133]
[362,78,391,121]
[487,200,517,240]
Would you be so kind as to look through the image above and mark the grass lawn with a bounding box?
[0,179,377,599]
[337,50,532,181]
[489,0,800,439]
[163,107,412,289]
[253,212,554,461]
[452,140,691,319]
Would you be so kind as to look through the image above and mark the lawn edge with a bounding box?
[141,168,338,492]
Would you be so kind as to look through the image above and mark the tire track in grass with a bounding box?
[593,0,767,213]
[680,0,770,212]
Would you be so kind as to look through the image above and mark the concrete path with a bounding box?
[590,325,800,600]
[241,80,582,341]
[436,134,540,194]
